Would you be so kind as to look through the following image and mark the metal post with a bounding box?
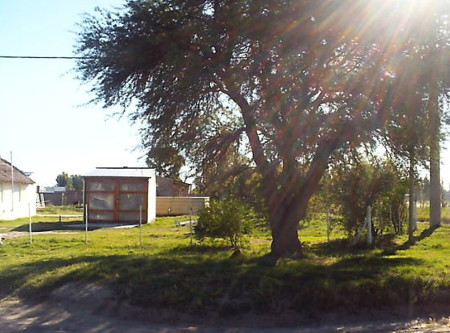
[84,204,88,244]
[139,205,142,248]
[28,203,32,244]
[189,206,194,245]
[10,151,14,212]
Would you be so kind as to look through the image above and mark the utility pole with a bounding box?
[10,151,14,212]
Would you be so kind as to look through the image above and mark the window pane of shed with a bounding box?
[119,193,145,210]
[89,193,114,210]
[120,183,146,192]
[89,182,114,191]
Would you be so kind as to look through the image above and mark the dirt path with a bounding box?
[1,283,449,333]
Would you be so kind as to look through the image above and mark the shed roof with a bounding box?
[84,167,155,178]
[0,157,34,185]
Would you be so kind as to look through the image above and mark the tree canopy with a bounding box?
[75,0,450,257]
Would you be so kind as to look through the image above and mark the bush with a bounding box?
[195,199,254,250]
[327,158,408,238]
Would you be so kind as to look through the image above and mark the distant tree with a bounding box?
[75,1,444,257]
[146,143,185,179]
[56,172,71,188]
[56,173,83,191]
[71,175,84,191]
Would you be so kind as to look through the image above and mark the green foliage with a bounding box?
[55,173,83,190]
[71,175,84,191]
[195,199,255,250]
[147,144,185,179]
[75,0,415,256]
[375,162,409,235]
[56,172,70,188]
[327,158,408,238]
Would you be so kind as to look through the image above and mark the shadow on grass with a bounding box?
[382,225,439,255]
[0,239,427,319]
[12,221,83,232]
[12,221,124,232]
[311,238,372,258]
[164,244,233,255]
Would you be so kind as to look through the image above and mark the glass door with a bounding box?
[87,179,148,223]
[87,181,115,222]
[117,182,147,222]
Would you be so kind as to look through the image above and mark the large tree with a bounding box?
[384,1,450,229]
[75,0,435,257]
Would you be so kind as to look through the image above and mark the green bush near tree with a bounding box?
[195,199,256,251]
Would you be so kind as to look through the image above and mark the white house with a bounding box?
[0,158,36,220]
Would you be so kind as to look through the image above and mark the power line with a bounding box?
[0,55,97,60]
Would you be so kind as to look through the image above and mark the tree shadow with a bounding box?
[382,225,439,255]
[164,243,234,255]
[11,221,128,232]
[311,237,372,258]
[0,238,429,326]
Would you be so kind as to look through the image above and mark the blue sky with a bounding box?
[0,0,144,186]
[0,0,449,188]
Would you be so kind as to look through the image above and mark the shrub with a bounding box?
[195,199,254,250]
[327,158,408,238]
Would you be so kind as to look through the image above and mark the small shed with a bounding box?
[0,157,36,220]
[156,176,191,196]
[83,167,156,224]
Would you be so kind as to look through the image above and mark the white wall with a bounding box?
[156,197,209,216]
[147,171,157,222]
[0,182,36,220]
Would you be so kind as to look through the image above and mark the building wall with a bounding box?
[0,182,37,220]
[156,197,209,216]
[41,190,83,206]
[147,171,157,222]
[156,177,190,196]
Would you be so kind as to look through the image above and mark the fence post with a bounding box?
[327,207,331,243]
[139,205,143,248]
[84,204,88,244]
[28,203,32,244]
[366,206,372,246]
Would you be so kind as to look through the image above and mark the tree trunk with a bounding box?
[429,79,441,228]
[271,222,303,258]
[268,195,307,258]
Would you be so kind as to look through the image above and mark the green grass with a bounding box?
[37,205,83,215]
[0,205,83,232]
[1,212,450,318]
[417,205,450,223]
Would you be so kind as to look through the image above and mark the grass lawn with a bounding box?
[1,207,450,318]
